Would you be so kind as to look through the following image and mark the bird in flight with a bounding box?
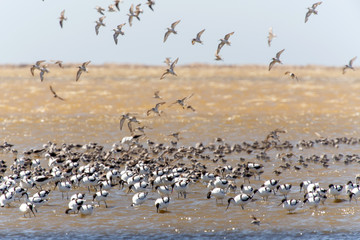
[164,20,181,43]
[59,10,67,28]
[284,71,299,81]
[76,61,91,81]
[214,52,223,61]
[147,102,166,116]
[113,23,126,45]
[30,60,46,76]
[269,49,285,71]
[305,2,322,23]
[108,4,117,12]
[127,4,140,27]
[49,85,65,101]
[163,57,171,67]
[267,27,276,47]
[160,57,179,79]
[95,16,106,35]
[153,90,162,99]
[54,60,64,68]
[120,114,140,133]
[169,93,194,109]
[114,0,121,11]
[343,56,357,74]
[192,29,205,45]
[39,65,50,82]
[146,0,155,11]
[95,6,105,15]
[217,32,234,54]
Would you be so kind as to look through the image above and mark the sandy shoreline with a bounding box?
[0,64,358,80]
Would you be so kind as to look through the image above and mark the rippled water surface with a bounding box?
[1,65,360,239]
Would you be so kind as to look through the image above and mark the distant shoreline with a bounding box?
[0,64,358,80]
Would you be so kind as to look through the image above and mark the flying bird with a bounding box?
[120,114,140,133]
[76,61,91,81]
[217,32,234,54]
[135,4,143,16]
[163,57,171,66]
[39,65,50,82]
[267,27,276,47]
[54,60,64,68]
[95,16,106,35]
[146,0,155,11]
[108,4,117,12]
[170,93,194,109]
[127,4,140,27]
[214,52,223,61]
[269,49,285,71]
[95,6,105,15]
[113,23,126,45]
[147,102,166,116]
[49,85,65,101]
[343,56,357,74]
[163,20,181,43]
[114,0,121,11]
[153,90,162,99]
[30,60,46,76]
[284,71,298,81]
[305,2,322,23]
[59,10,67,28]
[192,29,205,45]
[160,57,179,79]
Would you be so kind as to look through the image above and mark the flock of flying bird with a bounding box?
[33,0,357,103]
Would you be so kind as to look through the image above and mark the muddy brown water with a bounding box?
[0,65,359,239]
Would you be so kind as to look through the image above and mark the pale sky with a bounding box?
[2,0,360,66]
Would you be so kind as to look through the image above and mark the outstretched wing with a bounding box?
[76,68,82,81]
[349,56,357,66]
[171,20,181,29]
[163,30,171,43]
[197,29,205,39]
[268,60,276,71]
[312,1,322,9]
[305,10,312,23]
[276,49,285,59]
[224,32,234,40]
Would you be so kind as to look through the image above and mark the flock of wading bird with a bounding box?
[5,0,359,223]
[31,1,356,100]
[1,129,360,224]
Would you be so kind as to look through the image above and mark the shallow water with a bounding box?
[1,66,360,238]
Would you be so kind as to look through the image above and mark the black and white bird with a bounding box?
[226,194,252,210]
[276,184,292,198]
[19,202,36,218]
[155,196,170,213]
[254,186,272,201]
[207,187,226,204]
[131,192,148,206]
[328,184,343,199]
[279,199,302,213]
[93,190,109,208]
